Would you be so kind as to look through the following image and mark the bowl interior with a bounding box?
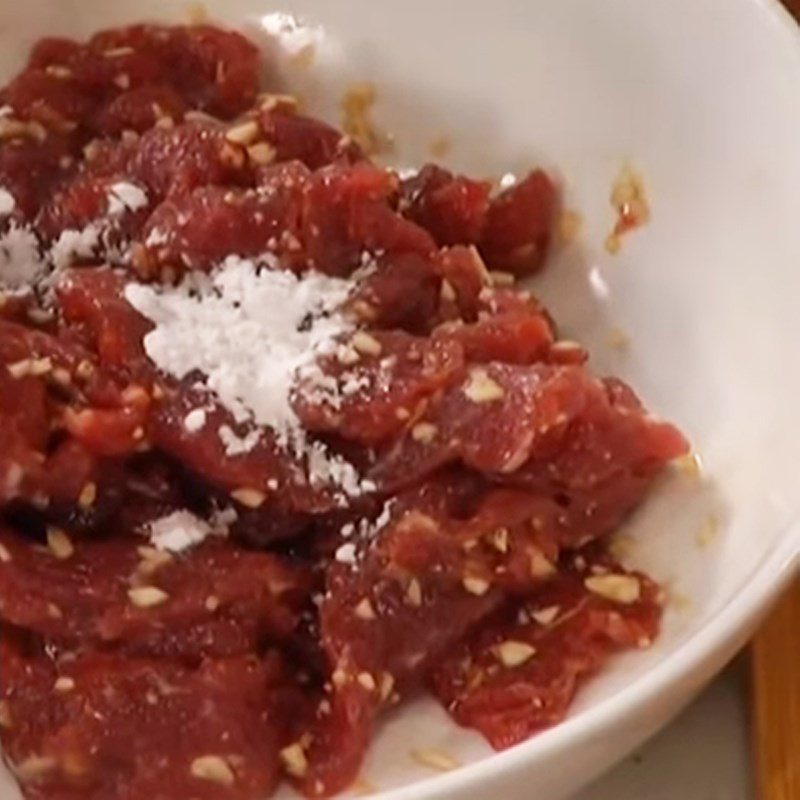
[0,1,799,798]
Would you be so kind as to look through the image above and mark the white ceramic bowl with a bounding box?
[1,1,799,799]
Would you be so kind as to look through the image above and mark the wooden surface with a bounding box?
[747,4,797,799]
[750,579,800,800]
[752,16,798,798]
[783,0,800,20]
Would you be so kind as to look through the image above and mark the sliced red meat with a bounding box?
[258,108,364,170]
[301,163,436,276]
[297,473,565,797]
[479,170,558,276]
[373,365,687,508]
[95,85,188,135]
[128,121,252,200]
[434,289,555,365]
[300,546,498,797]
[432,549,662,748]
[136,184,303,275]
[348,252,441,334]
[148,382,341,515]
[82,24,261,118]
[36,174,150,243]
[0,136,76,220]
[290,680,375,799]
[434,244,492,321]
[27,37,82,70]
[399,164,491,245]
[0,635,294,800]
[373,363,595,484]
[0,318,133,507]
[0,529,306,659]
[56,268,151,371]
[156,25,261,117]
[293,329,464,446]
[0,69,95,131]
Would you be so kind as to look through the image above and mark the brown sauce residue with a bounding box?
[605,163,650,254]
[341,82,393,155]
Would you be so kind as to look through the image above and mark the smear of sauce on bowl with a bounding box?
[605,163,650,254]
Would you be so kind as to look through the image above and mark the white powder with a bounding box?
[0,179,141,292]
[295,362,343,410]
[334,542,357,564]
[209,503,238,531]
[184,408,207,433]
[145,227,169,247]
[340,371,371,397]
[306,440,373,496]
[372,500,393,532]
[340,502,393,541]
[0,188,15,216]
[334,501,394,566]
[50,225,101,271]
[146,509,214,553]
[395,166,419,180]
[218,424,261,456]
[126,256,353,433]
[125,256,375,496]
[146,506,236,553]
[0,225,46,289]
[107,181,148,216]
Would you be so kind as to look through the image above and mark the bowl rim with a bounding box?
[367,0,800,795]
[0,2,797,800]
